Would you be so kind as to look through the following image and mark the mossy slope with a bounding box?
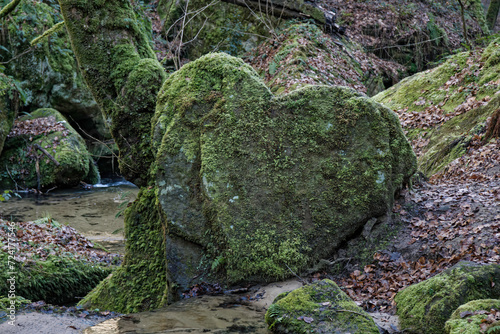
[265,279,379,333]
[0,108,98,190]
[445,299,500,334]
[153,52,416,288]
[395,262,500,334]
[373,38,500,176]
[0,218,113,305]
[248,22,404,96]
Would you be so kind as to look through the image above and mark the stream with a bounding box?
[0,178,138,254]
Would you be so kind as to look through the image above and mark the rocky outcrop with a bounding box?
[395,261,500,334]
[0,108,99,190]
[265,279,379,333]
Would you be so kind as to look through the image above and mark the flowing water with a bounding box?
[0,178,139,253]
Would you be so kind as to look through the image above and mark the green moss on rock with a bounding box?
[2,0,105,138]
[59,0,167,185]
[0,108,99,190]
[153,52,416,288]
[445,299,500,334]
[395,262,500,334]
[265,279,379,334]
[79,187,168,313]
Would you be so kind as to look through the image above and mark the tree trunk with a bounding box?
[58,0,166,186]
[486,0,500,30]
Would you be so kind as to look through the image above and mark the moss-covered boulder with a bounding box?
[247,22,404,96]
[373,38,500,176]
[2,0,106,138]
[445,299,500,334]
[153,52,416,288]
[265,279,379,333]
[0,108,99,190]
[395,262,500,334]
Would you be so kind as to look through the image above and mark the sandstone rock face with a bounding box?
[265,279,380,334]
[395,261,500,334]
[0,108,99,190]
[153,52,416,288]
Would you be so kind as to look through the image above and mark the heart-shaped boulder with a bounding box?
[152,53,416,289]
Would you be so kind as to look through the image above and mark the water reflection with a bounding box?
[0,178,138,253]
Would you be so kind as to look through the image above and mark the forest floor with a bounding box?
[323,137,500,332]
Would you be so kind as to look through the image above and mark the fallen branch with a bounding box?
[34,144,60,166]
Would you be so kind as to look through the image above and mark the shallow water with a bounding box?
[0,179,138,253]
[84,280,304,334]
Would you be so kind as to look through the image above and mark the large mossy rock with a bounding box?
[373,38,500,176]
[247,22,404,97]
[0,108,99,190]
[395,262,500,334]
[153,53,416,288]
[2,0,106,138]
[265,279,379,333]
[445,299,500,334]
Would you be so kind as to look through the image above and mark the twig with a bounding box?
[45,186,57,194]
[0,47,34,65]
[285,263,309,285]
[5,164,24,192]
[367,36,443,52]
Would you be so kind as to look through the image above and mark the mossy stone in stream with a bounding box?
[153,52,416,288]
[265,279,379,333]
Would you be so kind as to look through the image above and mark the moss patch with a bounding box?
[445,299,500,334]
[265,279,379,334]
[395,262,500,334]
[0,251,111,305]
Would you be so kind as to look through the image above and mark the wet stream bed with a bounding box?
[0,179,138,254]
